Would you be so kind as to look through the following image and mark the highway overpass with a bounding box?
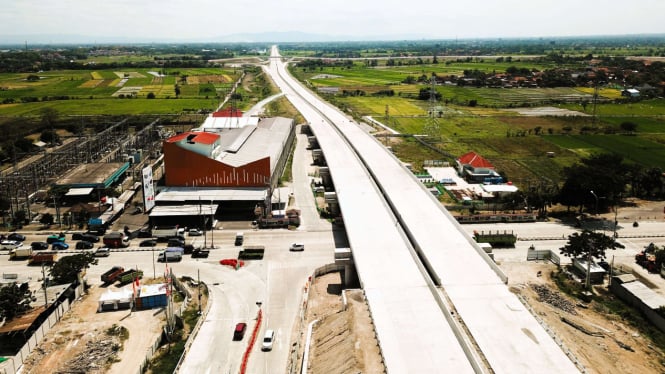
[267,46,580,374]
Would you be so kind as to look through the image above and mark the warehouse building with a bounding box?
[151,116,295,222]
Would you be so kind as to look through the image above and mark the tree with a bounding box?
[557,153,630,212]
[146,92,156,99]
[619,121,637,133]
[13,210,26,227]
[40,129,60,144]
[0,283,34,320]
[49,252,98,285]
[560,229,624,261]
[40,107,59,127]
[0,196,9,226]
[39,212,54,227]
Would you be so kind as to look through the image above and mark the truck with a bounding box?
[238,245,265,260]
[158,247,183,262]
[28,252,58,266]
[9,247,33,260]
[103,232,130,248]
[101,266,125,283]
[152,226,182,241]
[118,269,143,284]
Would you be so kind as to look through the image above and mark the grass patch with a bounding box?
[145,292,203,374]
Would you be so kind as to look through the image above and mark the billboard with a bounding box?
[142,166,156,212]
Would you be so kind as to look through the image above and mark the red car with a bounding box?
[233,322,247,341]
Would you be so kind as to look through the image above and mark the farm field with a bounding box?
[288,56,665,189]
[0,98,216,116]
[0,67,241,115]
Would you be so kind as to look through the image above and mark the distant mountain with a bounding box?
[210,31,430,43]
[0,31,431,46]
[1,31,663,46]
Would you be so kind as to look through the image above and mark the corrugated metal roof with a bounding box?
[155,187,266,202]
[149,204,218,217]
[622,281,665,310]
[199,116,259,130]
[214,117,293,170]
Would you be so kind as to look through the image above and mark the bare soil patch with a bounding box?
[185,75,230,85]
[22,283,164,374]
[503,261,665,374]
[302,273,384,374]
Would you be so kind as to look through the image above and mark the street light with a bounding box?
[590,190,599,216]
[586,190,599,292]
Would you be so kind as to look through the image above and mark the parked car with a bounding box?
[94,247,111,257]
[233,323,247,341]
[167,237,185,248]
[188,228,203,236]
[46,234,66,244]
[139,239,157,247]
[31,241,49,250]
[261,329,275,351]
[0,240,21,250]
[75,241,94,249]
[81,234,100,243]
[7,233,26,242]
[72,233,84,240]
[137,229,152,238]
[52,242,69,250]
[289,243,305,251]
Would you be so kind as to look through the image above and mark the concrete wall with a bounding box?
[163,141,270,187]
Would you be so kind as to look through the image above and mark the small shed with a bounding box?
[135,283,168,310]
[98,288,133,312]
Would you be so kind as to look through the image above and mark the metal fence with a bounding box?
[0,281,84,374]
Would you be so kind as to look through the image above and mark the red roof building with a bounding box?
[457,151,495,169]
[456,151,502,184]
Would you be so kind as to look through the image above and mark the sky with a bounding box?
[1,0,664,43]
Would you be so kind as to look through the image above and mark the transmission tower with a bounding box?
[424,75,442,139]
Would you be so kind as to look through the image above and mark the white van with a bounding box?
[261,329,275,351]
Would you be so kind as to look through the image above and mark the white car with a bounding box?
[188,229,203,236]
[289,243,304,251]
[261,329,275,351]
[0,240,21,250]
[94,247,111,257]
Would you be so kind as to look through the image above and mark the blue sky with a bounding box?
[1,0,664,43]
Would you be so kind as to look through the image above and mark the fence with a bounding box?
[526,249,561,266]
[0,281,84,374]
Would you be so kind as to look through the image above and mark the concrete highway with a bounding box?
[266,46,580,373]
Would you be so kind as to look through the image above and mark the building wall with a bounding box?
[163,141,270,187]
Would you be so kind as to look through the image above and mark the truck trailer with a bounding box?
[118,269,143,284]
[103,232,130,248]
[152,226,183,241]
[101,266,125,283]
[28,252,58,266]
[9,247,33,260]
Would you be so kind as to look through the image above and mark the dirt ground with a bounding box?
[301,272,384,374]
[22,283,164,374]
[304,268,665,374]
[502,261,665,374]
